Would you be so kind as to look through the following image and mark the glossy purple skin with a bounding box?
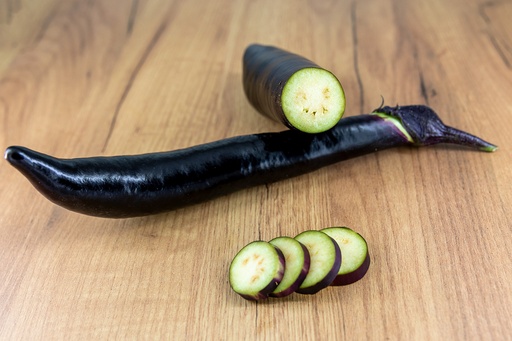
[268,242,311,298]
[295,235,342,295]
[4,115,406,218]
[330,251,370,286]
[4,105,496,218]
[235,246,286,301]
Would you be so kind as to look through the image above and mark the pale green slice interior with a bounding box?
[321,227,368,275]
[281,68,345,133]
[229,241,280,295]
[269,236,306,294]
[295,230,338,288]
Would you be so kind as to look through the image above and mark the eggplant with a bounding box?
[321,227,370,286]
[294,230,342,294]
[268,236,311,298]
[243,44,346,133]
[229,227,372,301]
[229,241,285,301]
[4,105,497,218]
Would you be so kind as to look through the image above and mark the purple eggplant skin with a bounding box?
[268,240,311,298]
[330,252,370,286]
[295,235,342,295]
[4,105,497,218]
[232,245,286,301]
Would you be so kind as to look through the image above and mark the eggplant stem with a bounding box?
[440,125,497,152]
[374,105,498,152]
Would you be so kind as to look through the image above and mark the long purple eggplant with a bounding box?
[4,105,497,218]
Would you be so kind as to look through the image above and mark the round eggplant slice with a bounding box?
[321,227,370,286]
[229,241,285,301]
[268,236,311,298]
[294,230,341,294]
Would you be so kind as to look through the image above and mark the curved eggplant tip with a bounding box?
[4,146,25,164]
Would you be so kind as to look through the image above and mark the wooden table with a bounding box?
[1,0,511,339]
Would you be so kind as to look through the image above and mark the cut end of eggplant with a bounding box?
[321,227,370,286]
[282,68,346,134]
[229,241,285,301]
[243,44,346,134]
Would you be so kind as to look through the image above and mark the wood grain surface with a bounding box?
[1,0,511,340]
